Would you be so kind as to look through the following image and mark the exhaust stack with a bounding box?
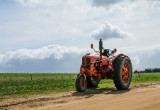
[99,39,103,60]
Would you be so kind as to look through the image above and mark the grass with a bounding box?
[0,73,160,99]
[0,73,77,98]
[0,73,77,81]
[132,73,160,83]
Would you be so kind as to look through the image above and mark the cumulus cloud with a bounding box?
[0,45,87,73]
[119,44,160,71]
[15,0,42,6]
[0,44,160,72]
[91,0,122,8]
[91,22,132,40]
[14,0,69,7]
[0,45,86,64]
[90,0,160,9]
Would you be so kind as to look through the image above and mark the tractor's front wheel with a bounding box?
[76,75,87,92]
[114,56,132,90]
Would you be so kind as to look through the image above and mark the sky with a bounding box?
[0,0,160,73]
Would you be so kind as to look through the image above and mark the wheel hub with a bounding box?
[122,63,129,82]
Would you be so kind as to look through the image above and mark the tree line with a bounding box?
[134,68,160,73]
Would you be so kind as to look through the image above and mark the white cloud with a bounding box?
[0,45,88,73]
[15,0,42,6]
[0,44,160,72]
[0,45,86,64]
[91,22,133,40]
[119,44,160,70]
[91,0,122,8]
[14,0,70,7]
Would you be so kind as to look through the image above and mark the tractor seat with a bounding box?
[102,49,110,57]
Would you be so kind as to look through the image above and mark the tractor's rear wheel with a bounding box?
[87,78,100,87]
[76,75,87,92]
[114,56,132,90]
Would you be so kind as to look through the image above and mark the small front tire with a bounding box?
[76,75,87,92]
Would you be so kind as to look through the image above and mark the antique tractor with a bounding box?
[76,39,132,92]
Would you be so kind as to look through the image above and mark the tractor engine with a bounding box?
[80,53,111,79]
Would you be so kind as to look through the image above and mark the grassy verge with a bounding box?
[0,73,77,99]
[132,73,160,83]
[0,73,160,99]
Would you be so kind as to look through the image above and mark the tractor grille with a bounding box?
[82,58,90,69]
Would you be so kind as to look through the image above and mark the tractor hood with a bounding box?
[82,53,108,60]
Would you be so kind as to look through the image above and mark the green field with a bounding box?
[0,73,160,98]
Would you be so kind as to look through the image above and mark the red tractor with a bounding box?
[76,39,132,92]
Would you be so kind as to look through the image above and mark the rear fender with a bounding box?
[112,54,125,64]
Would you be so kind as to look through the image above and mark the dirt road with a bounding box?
[1,82,160,110]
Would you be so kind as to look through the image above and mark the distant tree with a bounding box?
[135,67,160,74]
[152,68,160,72]
[134,70,138,73]
[145,68,152,73]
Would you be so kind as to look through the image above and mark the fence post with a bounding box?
[62,76,64,88]
[43,74,45,80]
[30,74,32,80]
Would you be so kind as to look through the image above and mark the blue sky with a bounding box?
[0,0,160,72]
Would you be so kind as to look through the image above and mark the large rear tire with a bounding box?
[114,56,132,90]
[87,78,100,87]
[76,75,87,92]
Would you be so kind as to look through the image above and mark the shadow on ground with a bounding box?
[72,87,130,98]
